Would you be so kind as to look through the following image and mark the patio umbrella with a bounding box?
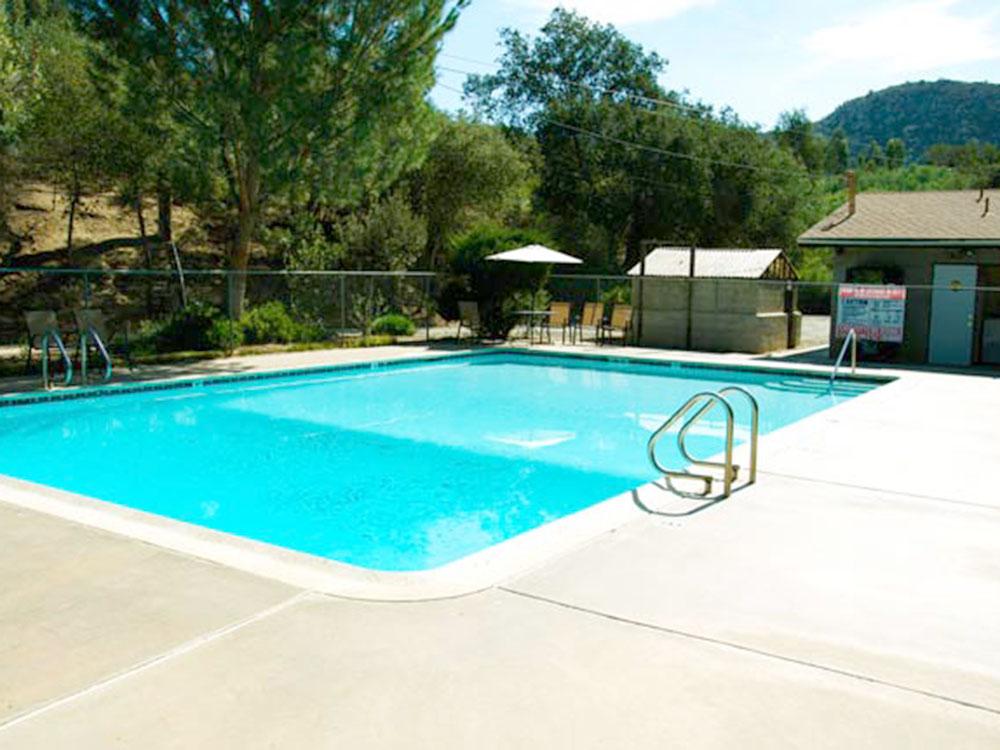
[485,244,583,265]
[486,244,583,340]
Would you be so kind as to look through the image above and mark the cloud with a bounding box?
[505,0,715,27]
[804,0,1000,72]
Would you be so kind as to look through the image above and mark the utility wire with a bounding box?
[438,54,710,116]
[435,81,806,178]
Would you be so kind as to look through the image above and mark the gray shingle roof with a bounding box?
[799,190,1000,246]
[626,247,793,279]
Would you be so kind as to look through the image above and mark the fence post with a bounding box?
[424,275,431,343]
[365,275,374,337]
[339,275,346,332]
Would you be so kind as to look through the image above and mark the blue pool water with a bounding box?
[0,352,877,570]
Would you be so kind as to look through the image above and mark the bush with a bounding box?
[146,301,223,352]
[240,301,300,344]
[600,284,631,306]
[207,318,244,355]
[371,313,416,336]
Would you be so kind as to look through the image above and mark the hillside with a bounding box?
[816,80,1000,158]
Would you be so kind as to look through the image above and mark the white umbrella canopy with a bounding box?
[485,244,583,265]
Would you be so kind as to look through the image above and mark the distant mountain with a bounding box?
[815,80,1000,159]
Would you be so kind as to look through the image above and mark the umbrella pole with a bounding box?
[531,289,536,344]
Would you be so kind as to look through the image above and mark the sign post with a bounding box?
[835,285,907,342]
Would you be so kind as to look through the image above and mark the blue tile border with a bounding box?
[0,347,891,410]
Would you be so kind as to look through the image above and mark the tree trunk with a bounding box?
[623,220,642,272]
[136,198,154,316]
[227,161,260,319]
[66,187,79,262]
[157,184,172,246]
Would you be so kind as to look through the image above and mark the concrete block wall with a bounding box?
[633,278,799,353]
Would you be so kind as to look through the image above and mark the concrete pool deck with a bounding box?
[1,344,998,747]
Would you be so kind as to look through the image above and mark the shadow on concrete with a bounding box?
[630,479,749,518]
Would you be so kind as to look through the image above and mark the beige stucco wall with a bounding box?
[830,246,1000,363]
[634,278,800,354]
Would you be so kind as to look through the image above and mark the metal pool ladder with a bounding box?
[830,328,857,385]
[647,387,759,499]
[40,328,73,389]
[79,325,113,384]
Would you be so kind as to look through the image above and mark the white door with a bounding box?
[929,264,978,365]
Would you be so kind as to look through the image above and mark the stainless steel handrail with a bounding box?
[830,328,857,384]
[674,386,759,487]
[80,326,113,383]
[648,391,736,498]
[718,386,759,485]
[40,328,73,389]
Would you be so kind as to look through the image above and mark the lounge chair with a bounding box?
[457,301,480,341]
[542,301,573,344]
[572,301,604,344]
[600,304,633,345]
[74,308,125,380]
[24,310,73,385]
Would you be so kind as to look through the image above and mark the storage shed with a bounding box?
[627,247,800,353]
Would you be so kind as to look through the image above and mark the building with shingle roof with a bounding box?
[799,190,1000,247]
[798,188,1000,366]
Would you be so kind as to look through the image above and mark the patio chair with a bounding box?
[599,304,633,345]
[24,310,73,383]
[456,301,480,341]
[74,308,130,379]
[572,301,605,344]
[541,301,573,344]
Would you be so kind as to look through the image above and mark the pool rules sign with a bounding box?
[836,285,907,342]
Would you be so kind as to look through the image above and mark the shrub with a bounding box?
[207,318,244,355]
[240,301,299,344]
[600,284,631,306]
[371,313,415,336]
[148,301,223,352]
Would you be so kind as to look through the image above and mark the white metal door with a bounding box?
[928,264,978,365]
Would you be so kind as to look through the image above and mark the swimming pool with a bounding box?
[0,351,877,571]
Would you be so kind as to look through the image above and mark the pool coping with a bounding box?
[0,346,898,600]
[0,346,892,408]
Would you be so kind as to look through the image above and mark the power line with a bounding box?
[436,66,692,126]
[436,58,709,116]
[544,119,803,176]
[435,81,805,178]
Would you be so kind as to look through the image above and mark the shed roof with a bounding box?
[626,247,796,280]
[798,189,1000,246]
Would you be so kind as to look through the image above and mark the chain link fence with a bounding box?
[2,266,998,369]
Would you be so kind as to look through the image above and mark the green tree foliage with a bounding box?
[862,139,885,170]
[815,80,1000,160]
[885,138,906,169]
[465,8,668,130]
[466,10,810,271]
[340,192,427,271]
[18,15,122,258]
[72,0,467,315]
[409,115,533,267]
[925,141,1000,188]
[0,7,18,235]
[824,127,849,174]
[774,109,824,173]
